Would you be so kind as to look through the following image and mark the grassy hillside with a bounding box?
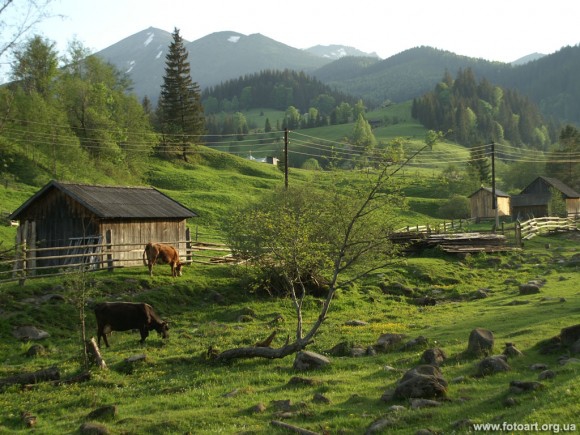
[0,232,578,433]
[1,102,579,433]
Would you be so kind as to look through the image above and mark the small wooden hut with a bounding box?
[511,176,580,219]
[9,180,197,269]
[468,187,510,221]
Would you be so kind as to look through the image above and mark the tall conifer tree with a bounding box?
[158,28,205,161]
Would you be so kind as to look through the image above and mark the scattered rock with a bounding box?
[374,333,406,353]
[312,393,330,404]
[509,380,544,394]
[380,389,395,402]
[124,354,146,363]
[452,419,475,430]
[411,296,437,306]
[401,336,428,350]
[467,328,494,357]
[237,314,254,323]
[208,291,225,304]
[421,348,447,366]
[476,355,511,377]
[503,343,523,358]
[39,294,66,304]
[287,376,320,386]
[12,326,50,341]
[519,283,541,295]
[410,398,442,409]
[293,351,330,371]
[388,405,406,412]
[25,344,47,357]
[223,388,239,398]
[538,370,555,380]
[506,300,530,306]
[560,324,580,346]
[250,403,266,413]
[571,339,580,355]
[530,363,548,371]
[365,417,394,434]
[450,376,465,384]
[85,405,117,421]
[394,365,448,399]
[345,319,368,326]
[473,289,489,299]
[79,422,109,435]
[271,399,292,412]
[504,397,518,407]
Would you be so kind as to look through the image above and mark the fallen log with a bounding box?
[270,420,320,435]
[0,366,60,389]
[86,337,107,369]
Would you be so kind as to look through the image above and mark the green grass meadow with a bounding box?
[0,232,578,434]
[0,108,579,434]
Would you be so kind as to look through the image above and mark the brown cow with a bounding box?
[142,242,183,277]
[94,302,169,348]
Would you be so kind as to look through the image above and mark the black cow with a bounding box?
[94,302,169,348]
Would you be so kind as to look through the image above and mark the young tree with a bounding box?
[217,132,441,361]
[157,27,205,162]
[10,35,58,97]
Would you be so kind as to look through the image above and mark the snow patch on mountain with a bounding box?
[144,32,154,47]
[228,35,241,43]
[126,60,136,73]
[156,50,163,59]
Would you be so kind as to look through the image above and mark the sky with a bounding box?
[4,0,580,74]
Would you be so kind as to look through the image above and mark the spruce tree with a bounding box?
[158,28,205,161]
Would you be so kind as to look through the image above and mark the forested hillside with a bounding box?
[412,68,558,149]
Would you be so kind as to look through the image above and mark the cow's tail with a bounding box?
[143,242,152,266]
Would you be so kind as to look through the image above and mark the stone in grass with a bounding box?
[421,348,447,366]
[249,403,266,413]
[476,355,511,377]
[85,405,117,421]
[365,417,395,434]
[293,351,331,371]
[79,422,109,435]
[509,380,544,394]
[503,343,523,358]
[538,370,555,380]
[394,365,448,400]
[467,328,494,357]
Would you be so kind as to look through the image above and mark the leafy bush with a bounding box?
[438,194,470,219]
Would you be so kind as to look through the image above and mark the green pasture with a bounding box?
[0,232,578,434]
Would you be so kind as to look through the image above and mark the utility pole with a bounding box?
[491,142,499,231]
[284,128,289,189]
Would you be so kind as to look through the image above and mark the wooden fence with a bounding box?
[0,240,233,284]
[516,216,579,243]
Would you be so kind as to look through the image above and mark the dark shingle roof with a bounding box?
[536,177,580,198]
[10,181,197,220]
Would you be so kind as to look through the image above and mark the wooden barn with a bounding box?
[468,187,511,221]
[9,180,197,270]
[511,176,580,219]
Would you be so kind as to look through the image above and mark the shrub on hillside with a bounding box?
[438,195,470,219]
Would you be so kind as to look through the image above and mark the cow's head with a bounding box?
[154,321,169,339]
[175,262,183,277]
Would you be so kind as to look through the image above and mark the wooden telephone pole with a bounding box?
[284,128,289,189]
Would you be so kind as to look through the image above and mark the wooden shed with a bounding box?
[511,176,580,219]
[9,180,197,269]
[468,187,511,221]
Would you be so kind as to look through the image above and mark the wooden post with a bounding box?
[185,228,192,263]
[19,239,27,286]
[105,229,113,272]
[28,221,37,276]
[515,221,522,247]
[13,224,23,279]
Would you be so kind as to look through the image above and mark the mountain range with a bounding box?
[95,27,580,124]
